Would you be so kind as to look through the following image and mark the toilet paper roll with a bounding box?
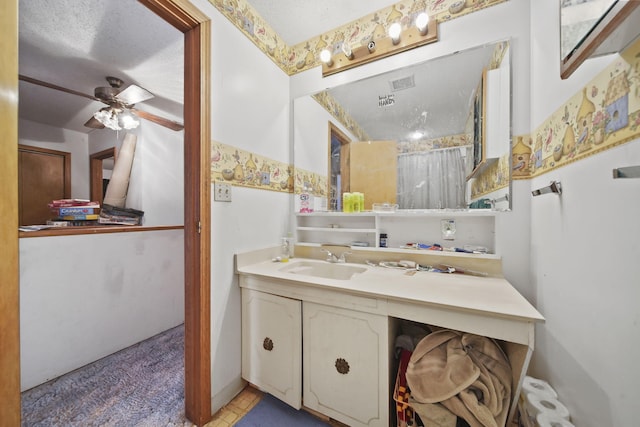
[526,393,570,421]
[536,412,575,427]
[522,376,558,399]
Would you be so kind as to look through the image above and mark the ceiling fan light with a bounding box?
[94,108,121,130]
[119,111,140,129]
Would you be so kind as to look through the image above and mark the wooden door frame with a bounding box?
[89,147,116,204]
[1,0,20,424]
[139,1,212,424]
[2,0,211,424]
[328,122,351,210]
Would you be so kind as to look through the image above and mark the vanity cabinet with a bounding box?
[241,288,302,408]
[303,302,389,427]
[237,248,544,426]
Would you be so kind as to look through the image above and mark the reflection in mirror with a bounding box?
[293,40,511,212]
[560,0,640,78]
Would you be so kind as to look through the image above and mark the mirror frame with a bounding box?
[561,0,640,79]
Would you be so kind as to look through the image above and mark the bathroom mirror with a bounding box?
[560,0,640,79]
[293,40,511,212]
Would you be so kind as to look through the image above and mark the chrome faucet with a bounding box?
[320,247,352,263]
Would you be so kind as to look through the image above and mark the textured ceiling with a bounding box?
[19,0,184,134]
[19,0,404,134]
[18,0,474,138]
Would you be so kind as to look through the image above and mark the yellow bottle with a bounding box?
[342,192,352,213]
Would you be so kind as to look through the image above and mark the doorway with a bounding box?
[89,147,116,205]
[328,122,351,211]
[18,145,71,225]
[3,0,212,425]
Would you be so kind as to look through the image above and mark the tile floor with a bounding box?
[206,386,263,427]
[207,386,348,427]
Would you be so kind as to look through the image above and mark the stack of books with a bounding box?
[99,204,144,226]
[47,199,101,226]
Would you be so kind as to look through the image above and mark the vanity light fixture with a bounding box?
[388,23,402,45]
[321,11,439,77]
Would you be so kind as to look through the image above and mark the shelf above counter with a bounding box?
[295,211,497,252]
[297,226,377,233]
[296,210,498,218]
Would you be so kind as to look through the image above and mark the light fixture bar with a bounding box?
[322,18,438,77]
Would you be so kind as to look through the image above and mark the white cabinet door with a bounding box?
[303,301,388,427]
[241,288,302,408]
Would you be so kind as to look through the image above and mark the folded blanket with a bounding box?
[405,330,512,427]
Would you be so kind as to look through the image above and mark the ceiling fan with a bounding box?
[19,75,184,131]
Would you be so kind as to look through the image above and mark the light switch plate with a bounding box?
[214,181,232,202]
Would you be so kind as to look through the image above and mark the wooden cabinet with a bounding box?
[303,302,389,427]
[241,288,389,425]
[241,288,302,408]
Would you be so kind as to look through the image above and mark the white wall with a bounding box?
[189,0,292,413]
[88,117,184,226]
[529,3,640,426]
[293,96,354,175]
[19,229,185,391]
[18,118,90,199]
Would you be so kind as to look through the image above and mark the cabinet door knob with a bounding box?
[263,337,274,351]
[335,357,350,374]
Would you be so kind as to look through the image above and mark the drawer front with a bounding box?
[242,288,302,408]
[303,302,388,427]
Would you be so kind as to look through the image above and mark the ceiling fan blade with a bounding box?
[84,115,105,129]
[116,84,154,105]
[131,108,184,131]
[19,74,102,102]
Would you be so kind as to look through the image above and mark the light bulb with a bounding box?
[94,108,121,130]
[119,111,140,129]
[416,12,429,35]
[319,49,333,66]
[341,42,354,60]
[389,23,402,45]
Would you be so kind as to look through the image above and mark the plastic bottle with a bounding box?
[280,237,290,262]
[352,192,361,213]
[342,192,352,213]
[379,233,388,248]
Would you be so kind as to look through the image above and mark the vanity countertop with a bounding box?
[236,257,544,324]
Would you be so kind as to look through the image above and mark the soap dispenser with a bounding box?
[280,237,290,262]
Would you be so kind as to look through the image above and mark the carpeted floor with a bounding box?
[21,324,192,427]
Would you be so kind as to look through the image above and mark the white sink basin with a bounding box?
[279,260,367,280]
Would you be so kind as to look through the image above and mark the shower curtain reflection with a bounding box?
[397,147,469,209]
